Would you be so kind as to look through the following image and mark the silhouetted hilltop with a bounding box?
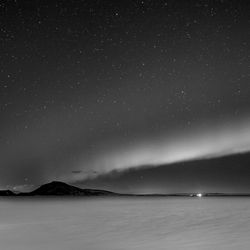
[0,190,15,196]
[21,181,116,196]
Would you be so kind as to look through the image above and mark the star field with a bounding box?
[0,0,249,191]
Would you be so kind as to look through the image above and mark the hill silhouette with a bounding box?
[17,181,116,196]
[0,190,15,196]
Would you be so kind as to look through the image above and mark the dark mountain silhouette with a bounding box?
[0,179,250,196]
[0,181,117,196]
[0,190,15,196]
[23,181,117,196]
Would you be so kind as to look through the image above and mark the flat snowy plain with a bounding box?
[0,197,250,250]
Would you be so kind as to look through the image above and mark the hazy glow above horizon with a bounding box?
[70,117,250,182]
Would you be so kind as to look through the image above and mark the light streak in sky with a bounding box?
[72,117,250,181]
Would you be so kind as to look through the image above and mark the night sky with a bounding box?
[1,0,250,193]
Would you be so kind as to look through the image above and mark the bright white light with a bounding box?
[197,193,202,197]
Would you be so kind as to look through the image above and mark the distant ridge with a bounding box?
[24,181,116,196]
[0,181,118,196]
[1,181,250,197]
[0,190,15,196]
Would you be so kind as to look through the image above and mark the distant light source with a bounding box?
[197,193,202,197]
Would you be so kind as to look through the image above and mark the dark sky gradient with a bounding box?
[0,0,250,192]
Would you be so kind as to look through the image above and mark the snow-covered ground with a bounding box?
[0,197,250,250]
